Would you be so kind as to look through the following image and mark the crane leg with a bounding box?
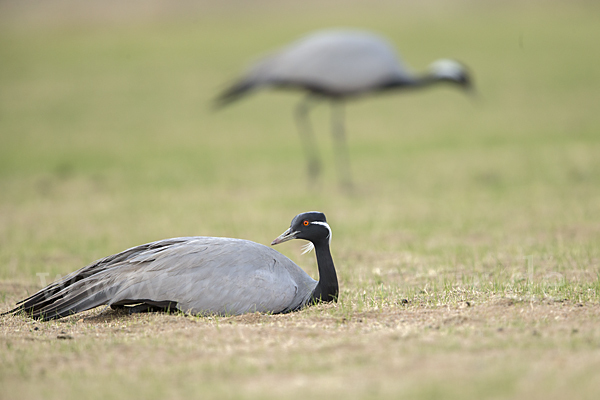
[111,301,178,315]
[295,97,321,183]
[330,101,353,191]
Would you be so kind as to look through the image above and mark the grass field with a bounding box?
[1,1,600,399]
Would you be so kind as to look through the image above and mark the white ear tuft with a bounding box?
[428,59,465,80]
[310,221,332,245]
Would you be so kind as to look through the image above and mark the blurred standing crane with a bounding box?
[215,29,473,189]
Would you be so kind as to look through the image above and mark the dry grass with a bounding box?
[3,282,600,400]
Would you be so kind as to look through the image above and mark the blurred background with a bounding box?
[0,0,599,290]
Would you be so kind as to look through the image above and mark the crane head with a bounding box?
[428,59,472,90]
[271,212,332,249]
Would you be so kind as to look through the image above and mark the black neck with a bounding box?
[310,240,338,304]
[379,73,442,92]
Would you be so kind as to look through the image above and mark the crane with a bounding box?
[3,211,337,320]
[216,29,473,189]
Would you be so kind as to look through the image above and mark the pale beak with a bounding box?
[271,228,298,245]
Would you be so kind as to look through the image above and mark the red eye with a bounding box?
[303,220,309,226]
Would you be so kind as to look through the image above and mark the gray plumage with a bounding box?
[216,29,473,188]
[4,211,338,320]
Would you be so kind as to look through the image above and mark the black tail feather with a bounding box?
[213,80,256,108]
[1,238,190,321]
